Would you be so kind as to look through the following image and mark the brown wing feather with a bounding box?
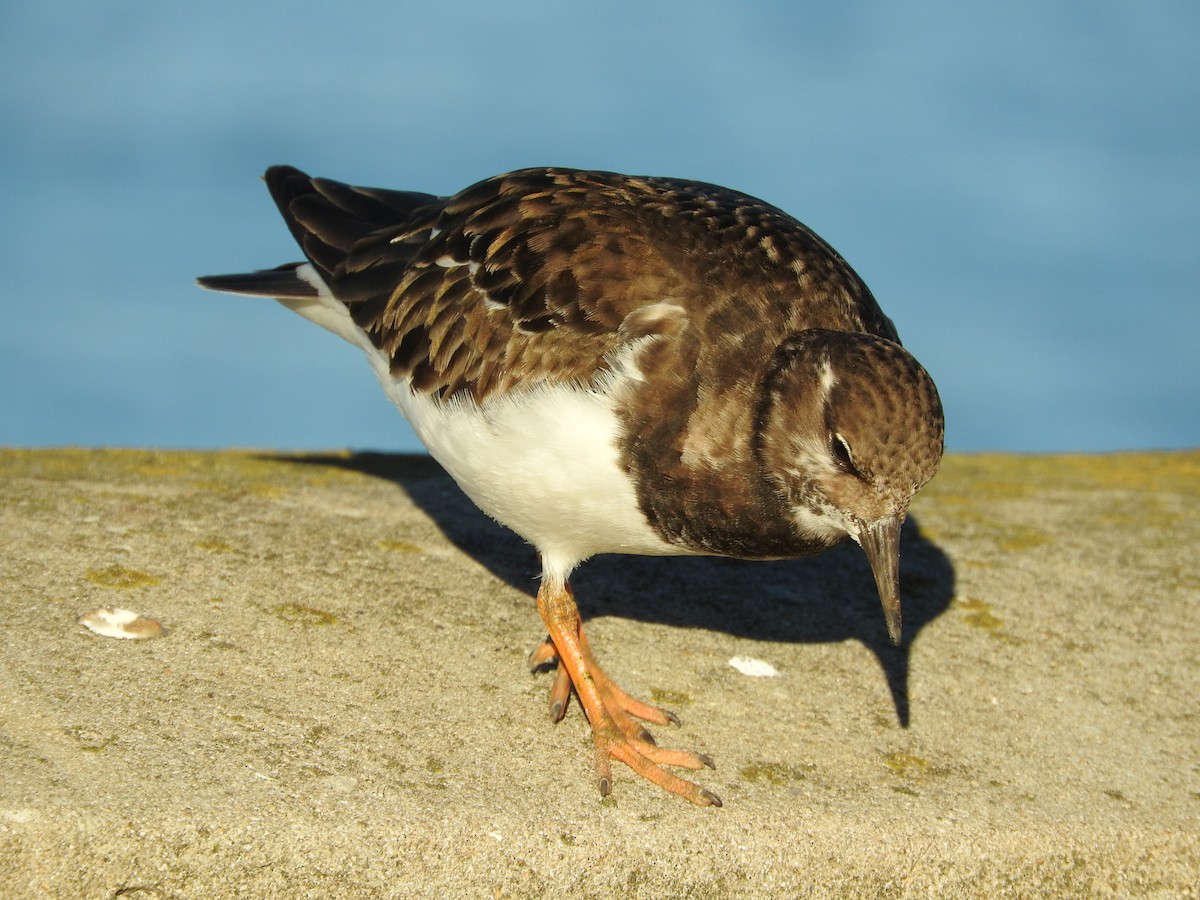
[263,166,898,402]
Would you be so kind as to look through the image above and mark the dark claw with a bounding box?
[638,728,657,746]
[598,776,611,798]
[549,698,566,723]
[662,709,681,726]
[699,789,723,807]
[696,753,716,770]
[527,636,558,673]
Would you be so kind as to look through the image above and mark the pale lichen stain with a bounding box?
[740,762,813,785]
[996,525,1052,552]
[63,725,116,752]
[956,597,1004,631]
[649,688,693,707]
[195,537,238,553]
[881,752,932,776]
[269,602,339,626]
[85,564,160,589]
[379,539,422,554]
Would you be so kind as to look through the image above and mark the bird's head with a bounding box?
[754,329,944,645]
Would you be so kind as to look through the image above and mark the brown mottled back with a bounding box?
[263,166,899,402]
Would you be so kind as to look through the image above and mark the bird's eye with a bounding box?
[830,433,857,474]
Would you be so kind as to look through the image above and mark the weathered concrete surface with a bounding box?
[1,447,1196,898]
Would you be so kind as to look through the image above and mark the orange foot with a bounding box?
[531,579,722,807]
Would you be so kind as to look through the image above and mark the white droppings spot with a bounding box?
[728,656,779,677]
[488,832,503,841]
[77,607,166,640]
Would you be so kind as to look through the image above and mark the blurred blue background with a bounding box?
[2,1,1196,453]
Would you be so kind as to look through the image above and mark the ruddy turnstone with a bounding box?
[199,165,944,807]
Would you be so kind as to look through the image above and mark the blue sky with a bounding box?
[1,1,1197,453]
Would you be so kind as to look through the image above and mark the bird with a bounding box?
[198,165,944,807]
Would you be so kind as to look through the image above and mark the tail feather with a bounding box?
[196,263,316,299]
[198,166,448,342]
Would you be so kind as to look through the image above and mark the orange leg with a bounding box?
[532,578,721,807]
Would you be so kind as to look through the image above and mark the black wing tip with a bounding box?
[260,166,331,262]
[263,164,311,194]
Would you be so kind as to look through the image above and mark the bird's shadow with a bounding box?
[275,452,956,728]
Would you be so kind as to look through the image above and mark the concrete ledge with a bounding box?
[1,448,1196,897]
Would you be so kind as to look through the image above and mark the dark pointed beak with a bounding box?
[856,515,903,645]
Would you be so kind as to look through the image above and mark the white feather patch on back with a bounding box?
[274,264,364,346]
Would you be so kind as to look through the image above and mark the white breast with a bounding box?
[277,267,682,578]
[392,380,683,571]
